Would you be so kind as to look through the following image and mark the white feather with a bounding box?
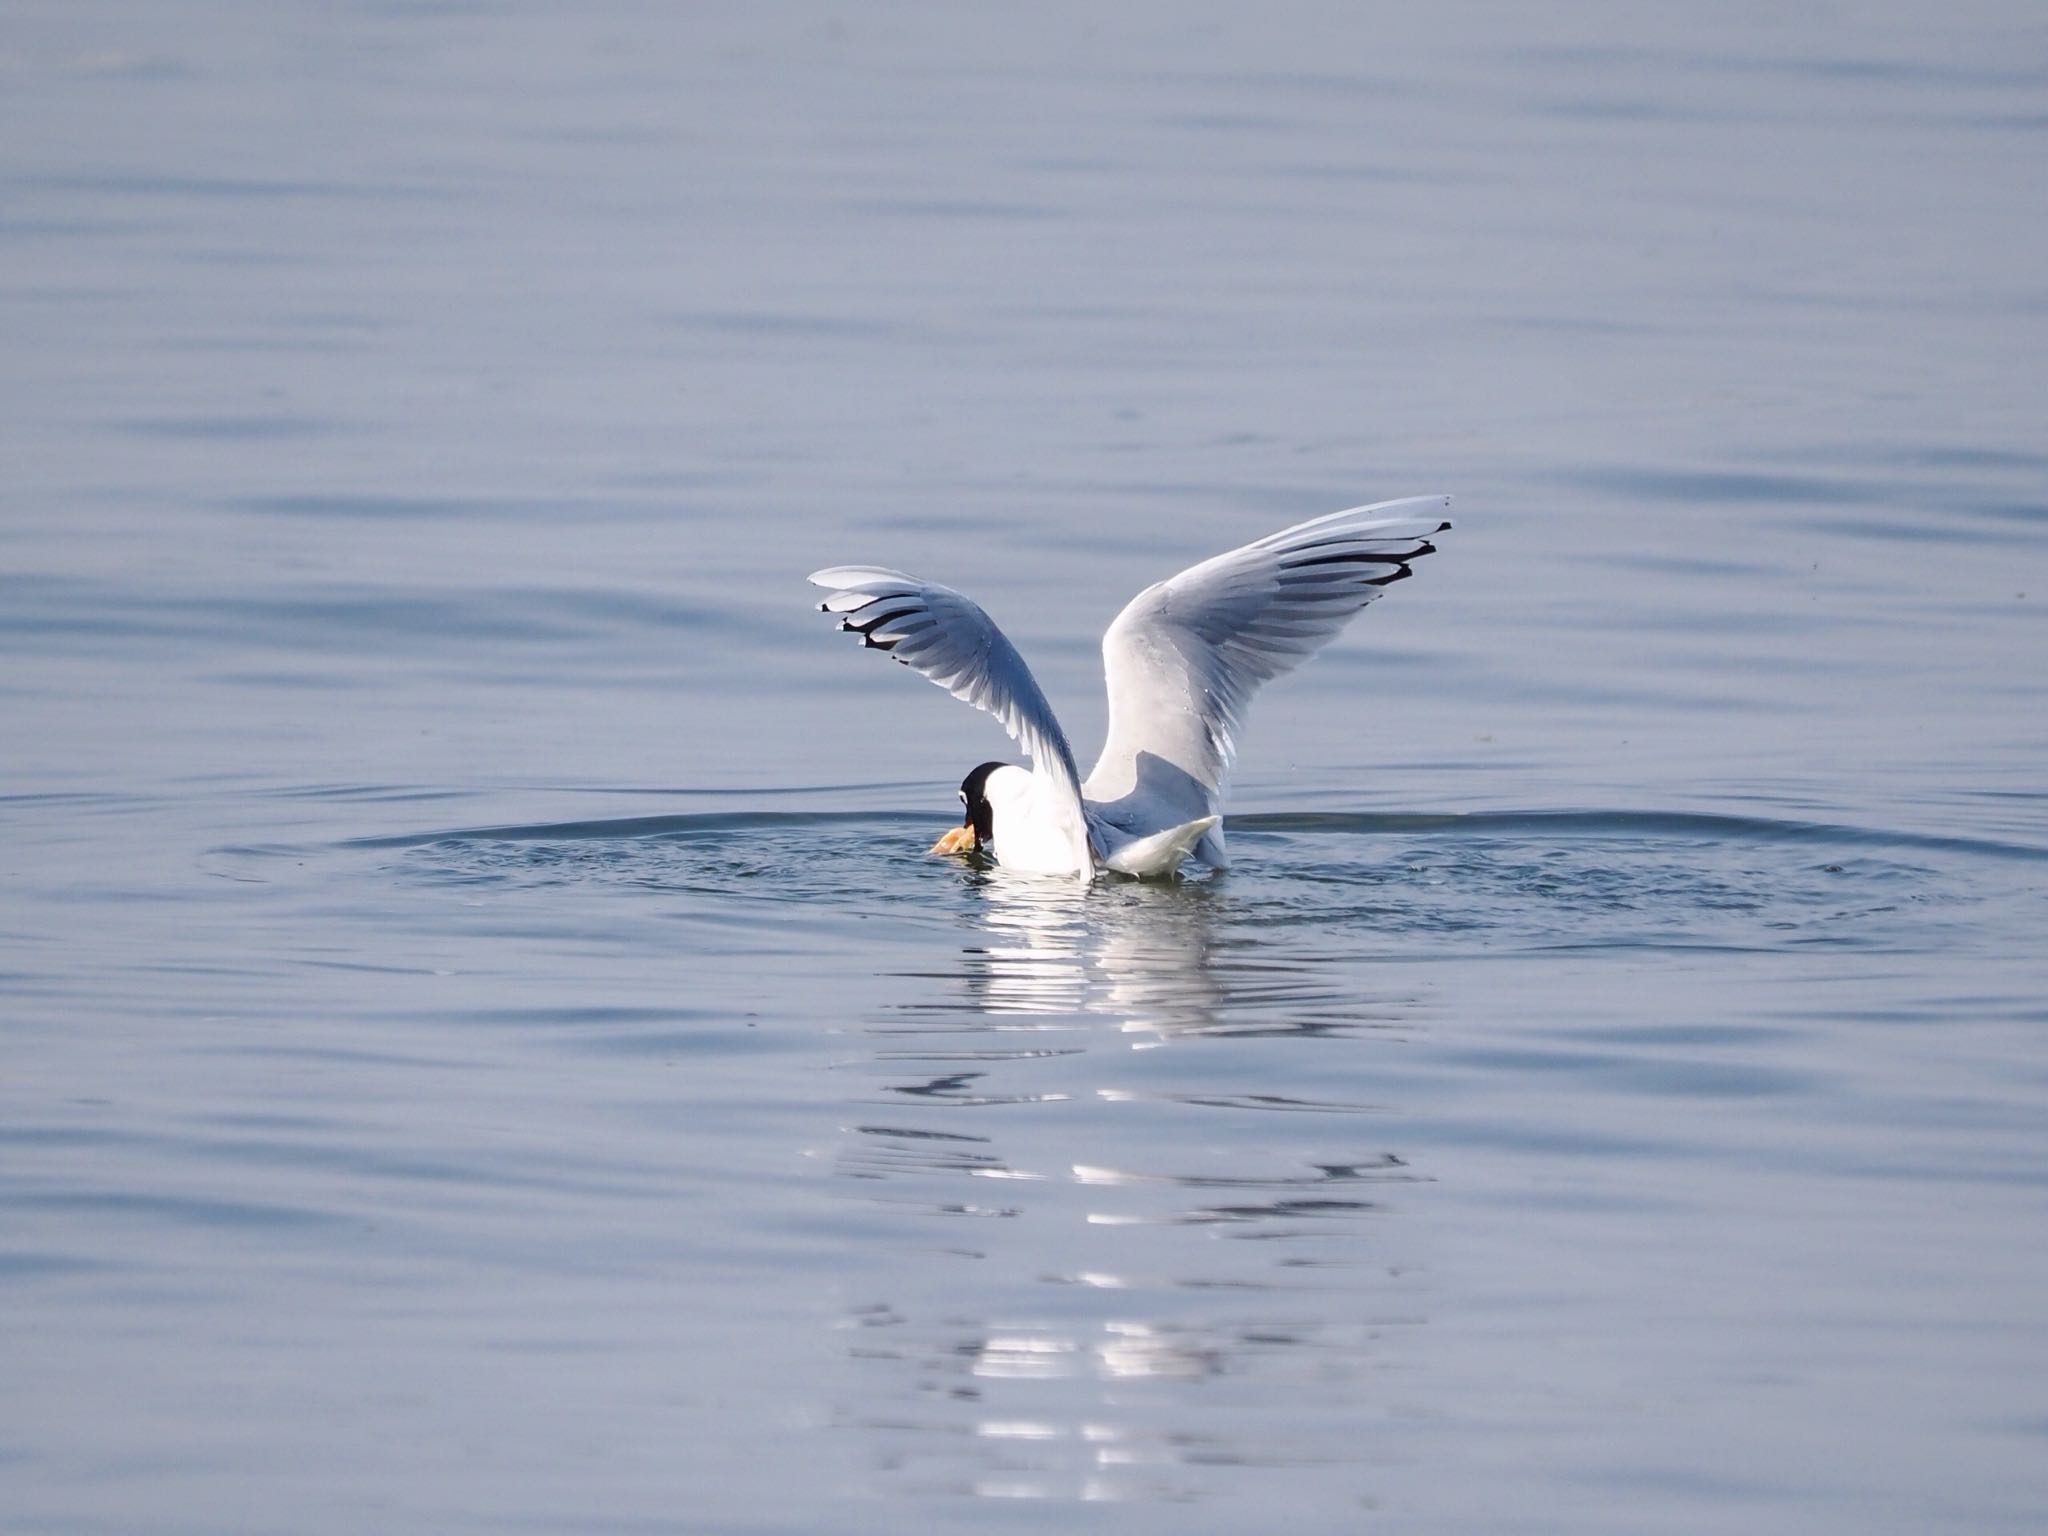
[1082,496,1452,842]
[808,495,1451,879]
[806,565,1095,874]
[1102,815,1220,878]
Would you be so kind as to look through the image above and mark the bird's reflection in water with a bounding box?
[950,865,1417,1043]
[836,867,1432,1506]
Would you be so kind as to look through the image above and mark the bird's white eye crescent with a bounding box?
[959,790,967,803]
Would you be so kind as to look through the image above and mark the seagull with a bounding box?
[808,495,1451,880]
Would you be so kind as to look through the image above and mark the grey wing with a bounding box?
[1082,496,1452,824]
[808,565,1092,850]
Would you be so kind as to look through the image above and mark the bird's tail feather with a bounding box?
[1103,816,1220,879]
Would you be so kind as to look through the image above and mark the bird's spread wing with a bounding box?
[1083,496,1451,818]
[808,565,1094,865]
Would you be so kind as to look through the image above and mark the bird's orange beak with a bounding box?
[930,824,977,856]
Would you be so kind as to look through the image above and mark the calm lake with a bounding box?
[4,3,2046,1532]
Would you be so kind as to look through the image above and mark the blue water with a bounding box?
[4,4,2047,1533]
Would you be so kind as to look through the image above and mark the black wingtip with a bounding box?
[842,605,918,639]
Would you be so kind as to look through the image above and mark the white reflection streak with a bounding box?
[967,874,1090,1015]
[1097,1321,1219,1381]
[843,869,1418,1505]
[973,1333,1079,1380]
[976,1420,1064,1441]
[962,871,1225,1039]
[965,1323,1218,1385]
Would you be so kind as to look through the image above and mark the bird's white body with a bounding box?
[977,763,1219,877]
[810,495,1452,880]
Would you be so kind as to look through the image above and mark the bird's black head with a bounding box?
[958,761,1007,847]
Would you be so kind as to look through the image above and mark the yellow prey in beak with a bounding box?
[930,824,977,856]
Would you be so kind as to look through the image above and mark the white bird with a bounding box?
[809,495,1451,879]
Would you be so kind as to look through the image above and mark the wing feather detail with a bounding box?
[806,565,1093,866]
[1082,496,1451,817]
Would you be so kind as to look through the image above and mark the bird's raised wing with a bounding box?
[808,566,1093,864]
[1083,496,1451,817]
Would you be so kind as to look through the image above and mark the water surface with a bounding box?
[3,3,2046,1533]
